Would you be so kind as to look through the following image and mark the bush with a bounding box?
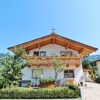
[39,78,55,84]
[65,82,80,96]
[0,87,80,99]
[95,78,100,83]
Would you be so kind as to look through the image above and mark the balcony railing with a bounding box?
[24,56,81,67]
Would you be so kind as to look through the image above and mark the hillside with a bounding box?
[83,55,100,62]
[0,53,6,59]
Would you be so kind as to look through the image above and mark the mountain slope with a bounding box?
[83,55,100,62]
[0,53,6,59]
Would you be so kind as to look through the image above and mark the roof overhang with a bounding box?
[8,33,98,57]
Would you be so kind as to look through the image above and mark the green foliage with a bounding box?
[0,46,27,88]
[39,78,55,84]
[82,60,92,68]
[65,82,80,95]
[0,87,80,99]
[82,60,98,77]
[0,77,8,89]
[52,56,64,82]
[27,82,31,86]
[93,66,98,76]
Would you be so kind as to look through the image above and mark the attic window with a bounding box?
[40,51,46,56]
[27,52,29,55]
[34,51,39,56]
[66,51,73,57]
[60,51,66,56]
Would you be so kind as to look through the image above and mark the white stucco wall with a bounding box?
[22,44,83,85]
[22,64,84,84]
[96,61,100,76]
[28,44,79,57]
[74,63,84,83]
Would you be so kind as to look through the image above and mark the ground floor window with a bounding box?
[64,69,74,78]
[32,69,43,78]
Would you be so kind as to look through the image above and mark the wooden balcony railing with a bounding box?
[24,56,81,67]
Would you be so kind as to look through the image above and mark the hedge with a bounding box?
[0,87,80,99]
[65,82,80,91]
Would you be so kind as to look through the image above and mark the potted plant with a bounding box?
[39,77,55,88]
[27,82,31,88]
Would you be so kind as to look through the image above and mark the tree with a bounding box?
[52,56,64,85]
[82,60,98,78]
[0,46,27,88]
[90,62,98,76]
[82,60,92,68]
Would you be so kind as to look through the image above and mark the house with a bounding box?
[83,68,94,82]
[8,32,97,86]
[90,59,100,77]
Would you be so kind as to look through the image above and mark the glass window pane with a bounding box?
[69,70,74,78]
[34,51,39,56]
[64,70,74,78]
[60,51,66,56]
[40,51,46,56]
[66,51,73,57]
[64,70,69,78]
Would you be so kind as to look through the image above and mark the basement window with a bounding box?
[64,70,74,78]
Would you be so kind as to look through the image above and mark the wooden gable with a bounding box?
[8,33,98,57]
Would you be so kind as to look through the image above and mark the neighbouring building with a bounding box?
[90,59,100,77]
[8,32,97,86]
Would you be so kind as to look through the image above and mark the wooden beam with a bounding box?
[65,42,69,49]
[52,38,55,45]
[79,48,84,54]
[38,42,40,49]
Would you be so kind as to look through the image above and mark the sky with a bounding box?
[0,0,100,55]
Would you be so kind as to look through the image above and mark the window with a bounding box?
[32,69,43,78]
[66,51,73,57]
[64,70,74,78]
[60,51,66,56]
[34,51,39,56]
[40,51,46,56]
[27,52,29,55]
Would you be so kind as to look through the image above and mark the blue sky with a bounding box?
[0,0,100,55]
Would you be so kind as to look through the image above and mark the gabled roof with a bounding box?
[8,33,98,57]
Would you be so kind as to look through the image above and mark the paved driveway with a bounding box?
[83,82,100,100]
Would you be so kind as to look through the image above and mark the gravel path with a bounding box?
[83,82,100,100]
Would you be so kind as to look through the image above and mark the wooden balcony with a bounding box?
[24,56,81,67]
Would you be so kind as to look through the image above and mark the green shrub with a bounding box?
[39,77,55,84]
[0,87,80,99]
[95,78,100,83]
[65,82,80,96]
